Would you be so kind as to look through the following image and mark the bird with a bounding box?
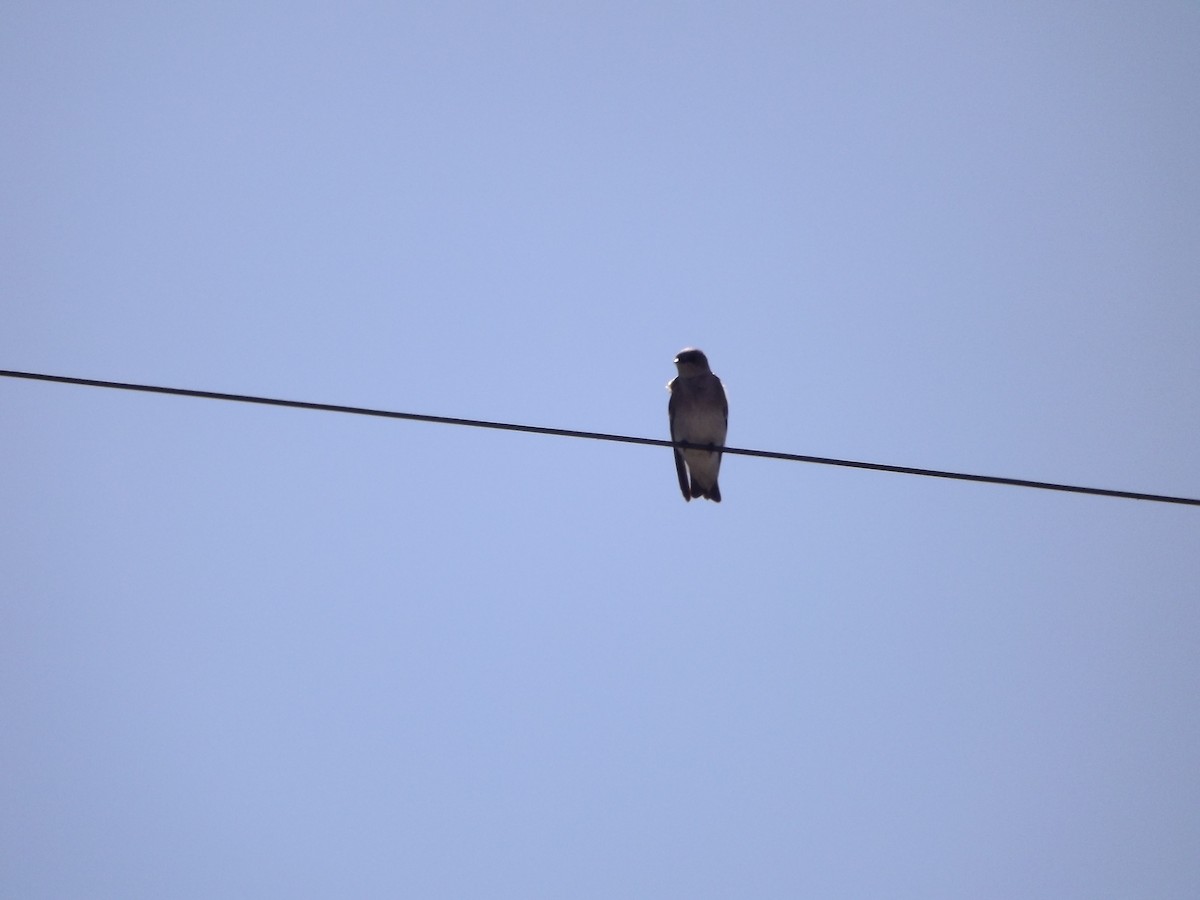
[667,348,728,502]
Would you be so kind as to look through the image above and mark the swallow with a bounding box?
[667,348,728,502]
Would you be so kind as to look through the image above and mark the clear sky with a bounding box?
[3,3,1199,897]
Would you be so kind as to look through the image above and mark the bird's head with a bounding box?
[673,348,712,377]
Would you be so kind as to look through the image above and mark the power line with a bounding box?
[2,368,1196,507]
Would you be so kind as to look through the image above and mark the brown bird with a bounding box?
[667,348,728,502]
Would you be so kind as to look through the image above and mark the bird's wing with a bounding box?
[668,386,692,501]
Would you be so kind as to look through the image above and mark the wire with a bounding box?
[2,368,1197,507]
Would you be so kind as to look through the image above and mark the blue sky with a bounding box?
[3,3,1199,897]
